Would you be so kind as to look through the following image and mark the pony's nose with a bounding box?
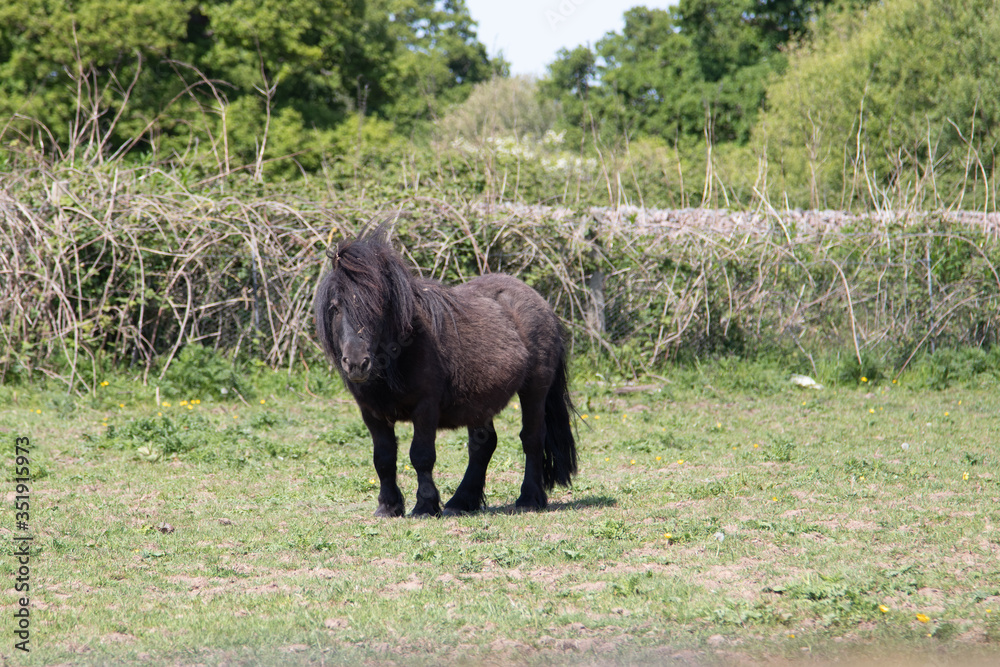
[341,355,371,376]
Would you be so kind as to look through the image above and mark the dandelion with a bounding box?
[916,613,930,623]
[187,405,193,410]
[879,605,890,613]
[594,415,600,420]
[162,402,171,408]
[605,457,610,462]
[581,414,588,420]
[233,414,238,419]
[676,459,684,465]
[861,376,868,383]
[369,478,377,485]
[753,443,760,449]
[987,609,993,614]
[772,496,778,502]
[119,403,125,409]
[157,412,162,417]
[35,409,41,414]
[664,532,672,540]
[869,408,875,414]
[788,634,795,638]
[944,411,950,417]
[180,400,188,406]
[630,459,636,465]
[963,472,969,481]
[260,399,266,405]
[193,399,201,405]
[656,456,662,461]
[100,381,109,387]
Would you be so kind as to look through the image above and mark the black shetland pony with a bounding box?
[314,229,577,516]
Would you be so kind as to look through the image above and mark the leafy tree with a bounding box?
[761,0,1000,209]
[0,0,495,169]
[438,76,558,142]
[538,0,861,146]
[539,45,596,128]
[368,0,495,129]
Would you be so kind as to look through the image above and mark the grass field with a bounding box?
[2,363,1000,666]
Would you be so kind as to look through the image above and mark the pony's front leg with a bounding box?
[362,410,405,517]
[409,407,442,517]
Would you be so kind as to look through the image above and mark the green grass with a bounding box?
[3,367,1000,666]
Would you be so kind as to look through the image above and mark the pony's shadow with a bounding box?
[485,494,617,515]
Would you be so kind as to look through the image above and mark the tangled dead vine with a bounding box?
[4,166,1000,392]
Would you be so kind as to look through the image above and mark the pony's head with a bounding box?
[314,233,415,386]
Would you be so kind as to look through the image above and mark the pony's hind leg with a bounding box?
[443,421,498,516]
[515,388,548,510]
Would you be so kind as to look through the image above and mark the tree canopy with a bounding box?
[0,0,495,166]
[1,0,996,210]
[762,0,1000,208]
[539,0,846,146]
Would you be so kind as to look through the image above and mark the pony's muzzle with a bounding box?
[342,355,371,383]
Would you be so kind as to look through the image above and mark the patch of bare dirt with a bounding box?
[383,573,424,596]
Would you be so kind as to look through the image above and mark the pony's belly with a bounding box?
[437,396,512,429]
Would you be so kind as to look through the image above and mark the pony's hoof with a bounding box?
[442,505,481,517]
[514,495,547,512]
[374,503,405,518]
[410,501,442,518]
[443,497,483,516]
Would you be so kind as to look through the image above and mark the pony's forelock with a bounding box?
[327,236,415,345]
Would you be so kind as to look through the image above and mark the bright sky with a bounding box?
[465,1,674,78]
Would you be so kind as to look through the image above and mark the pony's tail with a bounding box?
[542,351,578,490]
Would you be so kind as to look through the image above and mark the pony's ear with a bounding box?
[361,211,402,246]
[325,246,339,269]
